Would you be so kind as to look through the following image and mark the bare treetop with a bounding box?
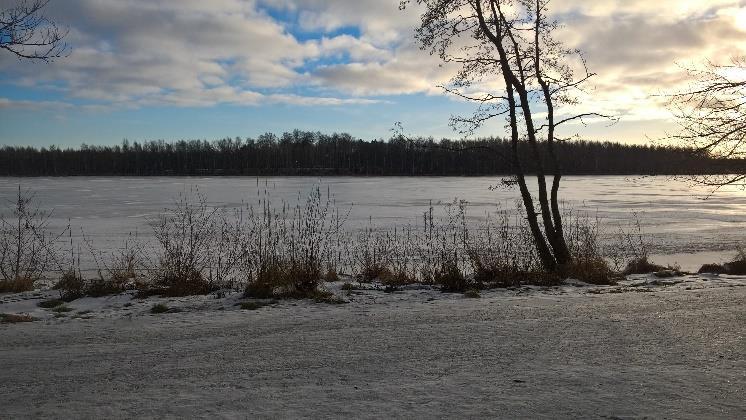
[401,0,606,138]
[668,57,746,188]
[1,0,67,61]
[401,0,618,272]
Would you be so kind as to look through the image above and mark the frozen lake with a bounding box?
[1,176,744,272]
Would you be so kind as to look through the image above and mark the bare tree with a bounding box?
[1,0,67,61]
[401,0,608,271]
[0,186,65,288]
[667,57,746,188]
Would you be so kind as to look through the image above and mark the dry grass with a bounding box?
[55,270,86,301]
[0,276,35,293]
[38,298,64,309]
[622,257,666,275]
[463,289,481,298]
[563,257,618,286]
[698,263,727,274]
[724,249,746,275]
[150,303,171,314]
[0,313,36,323]
[2,186,654,301]
[434,261,469,293]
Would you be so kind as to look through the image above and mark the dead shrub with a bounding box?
[244,259,322,299]
[724,249,746,275]
[470,256,522,288]
[698,263,727,274]
[150,267,213,297]
[144,191,232,296]
[323,266,340,282]
[0,187,66,291]
[623,257,665,275]
[85,278,129,297]
[378,268,414,289]
[434,261,469,293]
[239,186,344,300]
[55,270,85,302]
[563,257,617,285]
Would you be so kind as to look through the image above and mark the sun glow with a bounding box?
[731,7,746,31]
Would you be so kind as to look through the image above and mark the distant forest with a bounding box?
[0,130,740,176]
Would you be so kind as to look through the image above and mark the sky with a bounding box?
[1,0,746,147]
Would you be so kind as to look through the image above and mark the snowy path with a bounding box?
[1,279,745,419]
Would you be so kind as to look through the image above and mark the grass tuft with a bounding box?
[150,303,171,314]
[0,313,36,323]
[38,298,65,309]
[463,289,481,299]
[51,305,74,313]
[563,257,618,285]
[434,262,469,293]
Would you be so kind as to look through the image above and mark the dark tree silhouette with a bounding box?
[0,132,731,176]
[668,57,746,188]
[0,0,67,61]
[402,0,611,271]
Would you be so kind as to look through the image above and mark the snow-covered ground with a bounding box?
[1,275,744,418]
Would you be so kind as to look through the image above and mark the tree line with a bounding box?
[0,130,738,177]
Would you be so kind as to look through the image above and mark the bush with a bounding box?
[564,257,618,285]
[435,262,469,293]
[55,270,86,302]
[0,276,35,293]
[323,267,340,282]
[54,270,131,300]
[146,192,228,297]
[244,259,322,299]
[470,256,520,288]
[698,263,727,274]
[151,267,214,297]
[623,257,665,275]
[725,261,746,275]
[724,249,746,275]
[85,278,128,298]
[0,187,65,289]
[379,268,414,289]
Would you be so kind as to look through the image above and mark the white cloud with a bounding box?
[1,0,746,140]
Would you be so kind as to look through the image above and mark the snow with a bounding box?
[1,275,745,418]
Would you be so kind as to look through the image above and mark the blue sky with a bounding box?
[1,0,746,147]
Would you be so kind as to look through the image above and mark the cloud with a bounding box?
[0,97,73,110]
[1,0,746,139]
[0,0,378,109]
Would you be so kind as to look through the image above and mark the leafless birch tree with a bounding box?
[401,0,608,271]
